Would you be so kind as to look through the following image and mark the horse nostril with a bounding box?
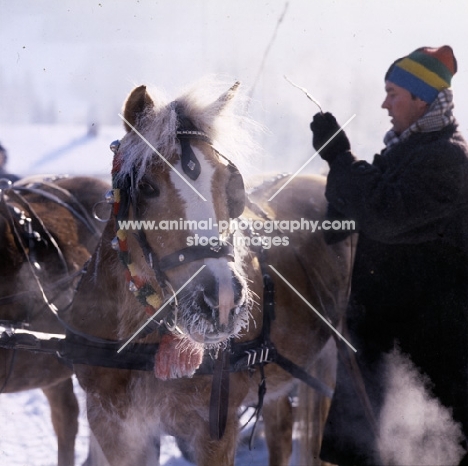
[202,290,219,310]
[201,277,218,309]
[232,275,244,305]
[202,273,218,300]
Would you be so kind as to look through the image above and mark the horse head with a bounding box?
[110,81,256,345]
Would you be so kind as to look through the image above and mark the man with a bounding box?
[310,46,468,465]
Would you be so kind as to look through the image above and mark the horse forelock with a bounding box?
[114,77,262,186]
[114,102,179,186]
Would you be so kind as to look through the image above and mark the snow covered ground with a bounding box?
[0,377,276,466]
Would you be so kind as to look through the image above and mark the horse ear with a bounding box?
[206,81,240,116]
[122,85,154,132]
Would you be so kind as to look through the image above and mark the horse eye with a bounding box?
[138,180,159,197]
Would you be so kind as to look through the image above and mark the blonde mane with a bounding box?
[115,77,262,186]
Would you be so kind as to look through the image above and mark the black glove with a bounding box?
[310,112,351,163]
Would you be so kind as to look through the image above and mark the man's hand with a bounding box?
[310,112,351,163]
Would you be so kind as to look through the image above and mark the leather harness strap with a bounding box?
[0,314,333,398]
[159,243,234,272]
[209,347,231,440]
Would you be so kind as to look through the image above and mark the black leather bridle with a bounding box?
[108,115,246,334]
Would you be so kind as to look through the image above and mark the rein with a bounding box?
[0,178,102,313]
[0,177,104,391]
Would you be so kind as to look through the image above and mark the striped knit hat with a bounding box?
[385,46,457,103]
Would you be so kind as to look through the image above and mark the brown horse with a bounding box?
[0,175,110,466]
[244,173,352,466]
[70,80,352,466]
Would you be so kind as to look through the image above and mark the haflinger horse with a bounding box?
[0,175,110,466]
[70,79,353,466]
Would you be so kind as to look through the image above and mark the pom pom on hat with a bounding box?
[385,45,457,103]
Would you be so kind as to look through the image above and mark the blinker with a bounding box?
[226,163,245,219]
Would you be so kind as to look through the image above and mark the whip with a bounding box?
[283,75,323,113]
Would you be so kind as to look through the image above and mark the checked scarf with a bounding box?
[383,88,455,151]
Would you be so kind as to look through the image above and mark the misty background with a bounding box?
[1,0,467,178]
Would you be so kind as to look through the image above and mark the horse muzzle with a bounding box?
[176,262,249,344]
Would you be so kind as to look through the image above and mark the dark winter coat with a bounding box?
[320,122,468,465]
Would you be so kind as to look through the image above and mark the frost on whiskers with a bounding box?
[378,348,465,466]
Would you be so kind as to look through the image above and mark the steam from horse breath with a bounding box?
[377,348,465,465]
